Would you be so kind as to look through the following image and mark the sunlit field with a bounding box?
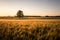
[0,19,60,40]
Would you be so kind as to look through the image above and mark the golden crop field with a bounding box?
[0,19,60,40]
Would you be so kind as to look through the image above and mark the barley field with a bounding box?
[0,19,60,40]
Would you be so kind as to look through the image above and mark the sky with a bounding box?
[0,0,60,16]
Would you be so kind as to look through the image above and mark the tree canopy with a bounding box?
[17,10,24,17]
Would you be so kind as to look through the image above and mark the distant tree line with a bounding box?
[16,10,60,18]
[45,15,60,17]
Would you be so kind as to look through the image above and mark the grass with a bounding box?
[0,19,60,40]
